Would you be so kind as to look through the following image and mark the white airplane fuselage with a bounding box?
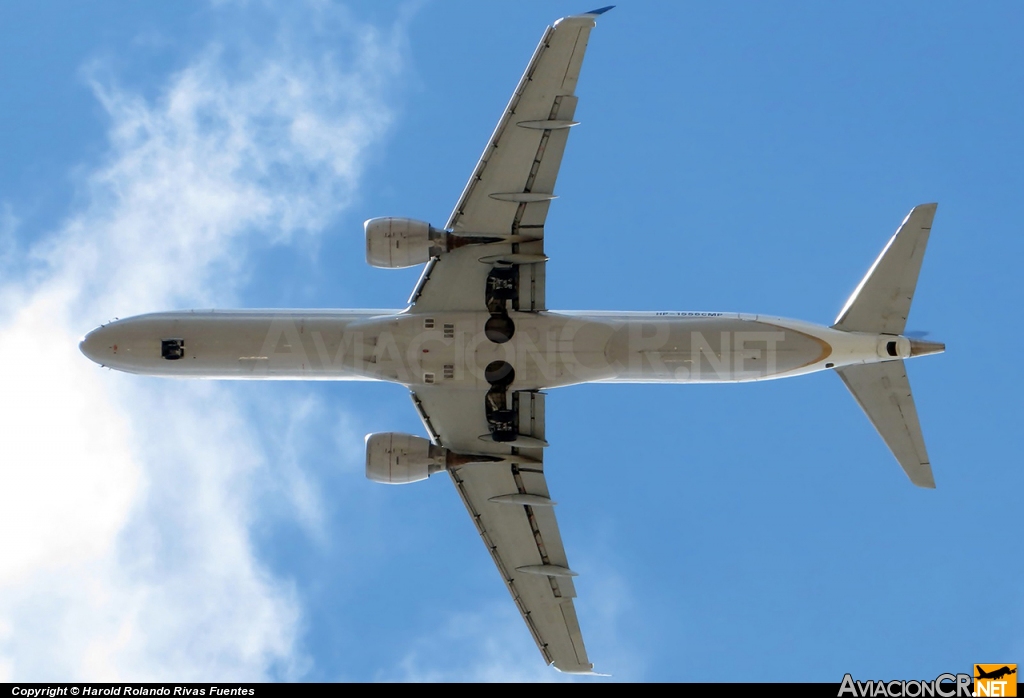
[79,309,909,388]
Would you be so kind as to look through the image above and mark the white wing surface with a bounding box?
[410,8,610,312]
[410,387,593,674]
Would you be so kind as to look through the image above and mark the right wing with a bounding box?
[410,387,594,674]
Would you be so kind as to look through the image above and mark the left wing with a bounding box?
[409,8,611,312]
[410,387,594,674]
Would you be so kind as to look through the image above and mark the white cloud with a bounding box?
[0,204,16,268]
[388,603,570,683]
[387,559,643,682]
[0,6,399,681]
[245,390,367,542]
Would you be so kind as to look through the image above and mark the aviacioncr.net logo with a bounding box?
[838,673,972,698]
[974,665,1017,697]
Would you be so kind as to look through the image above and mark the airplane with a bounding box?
[79,6,945,674]
[976,666,1017,681]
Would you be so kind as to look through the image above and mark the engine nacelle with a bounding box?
[365,217,440,268]
[365,432,445,484]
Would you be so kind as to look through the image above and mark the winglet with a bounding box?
[584,5,615,15]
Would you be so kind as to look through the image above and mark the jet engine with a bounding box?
[365,217,533,269]
[365,217,442,269]
[365,432,446,484]
[365,432,508,484]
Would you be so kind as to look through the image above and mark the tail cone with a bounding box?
[909,339,945,357]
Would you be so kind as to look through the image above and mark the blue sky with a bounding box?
[1,0,1021,682]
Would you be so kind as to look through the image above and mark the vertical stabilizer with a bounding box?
[836,361,935,488]
[834,203,936,334]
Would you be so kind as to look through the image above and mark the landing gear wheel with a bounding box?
[488,410,518,442]
[484,314,515,344]
[484,360,515,387]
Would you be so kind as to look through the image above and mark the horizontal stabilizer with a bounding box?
[837,361,935,488]
[834,203,936,335]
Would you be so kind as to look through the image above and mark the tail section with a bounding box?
[833,203,936,335]
[833,204,941,488]
[836,361,935,488]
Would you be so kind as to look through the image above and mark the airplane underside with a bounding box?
[79,6,945,674]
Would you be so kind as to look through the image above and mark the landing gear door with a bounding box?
[516,258,545,312]
[516,390,546,443]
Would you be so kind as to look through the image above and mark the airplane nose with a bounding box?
[79,327,110,365]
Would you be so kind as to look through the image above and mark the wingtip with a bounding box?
[556,6,613,28]
[553,664,610,676]
[914,475,937,489]
[909,464,936,489]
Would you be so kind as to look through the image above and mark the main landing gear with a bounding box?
[483,262,520,442]
[484,265,517,344]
